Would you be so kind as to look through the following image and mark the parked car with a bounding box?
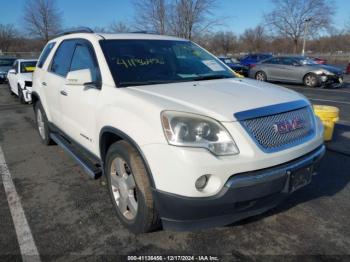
[249,56,344,88]
[0,57,16,83]
[239,53,273,67]
[307,56,327,65]
[32,29,324,233]
[346,63,350,74]
[7,59,37,103]
[218,57,248,76]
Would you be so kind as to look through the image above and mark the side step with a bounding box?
[50,133,102,179]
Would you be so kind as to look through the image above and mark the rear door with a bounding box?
[260,57,281,80]
[60,39,102,152]
[44,40,76,128]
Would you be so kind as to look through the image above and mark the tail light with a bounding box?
[249,64,256,68]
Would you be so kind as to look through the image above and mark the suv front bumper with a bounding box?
[154,145,325,231]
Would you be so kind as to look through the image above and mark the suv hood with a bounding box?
[129,78,307,122]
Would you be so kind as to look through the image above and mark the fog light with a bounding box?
[195,175,209,190]
[320,75,327,82]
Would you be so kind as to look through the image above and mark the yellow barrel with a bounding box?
[313,105,339,141]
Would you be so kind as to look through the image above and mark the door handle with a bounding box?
[60,90,68,96]
[42,82,47,86]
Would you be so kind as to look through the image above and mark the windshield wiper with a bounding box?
[193,75,232,81]
[119,80,182,87]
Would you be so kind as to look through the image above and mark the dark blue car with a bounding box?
[239,53,273,67]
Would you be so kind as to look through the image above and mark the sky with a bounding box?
[1,0,349,35]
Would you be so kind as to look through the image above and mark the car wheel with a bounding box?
[255,71,267,81]
[105,140,160,233]
[34,102,54,145]
[18,86,26,104]
[303,73,318,88]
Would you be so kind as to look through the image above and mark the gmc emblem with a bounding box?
[273,118,304,134]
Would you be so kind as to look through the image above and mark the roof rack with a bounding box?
[56,27,94,37]
[129,30,158,34]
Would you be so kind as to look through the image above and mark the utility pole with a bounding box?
[302,18,312,56]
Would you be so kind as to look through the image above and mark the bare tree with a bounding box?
[23,0,63,42]
[240,25,269,52]
[133,0,167,34]
[169,0,218,39]
[264,0,334,53]
[209,31,238,55]
[109,21,130,33]
[0,24,18,52]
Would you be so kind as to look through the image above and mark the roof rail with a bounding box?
[56,27,94,37]
[129,30,158,34]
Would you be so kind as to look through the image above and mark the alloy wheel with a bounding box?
[110,157,138,220]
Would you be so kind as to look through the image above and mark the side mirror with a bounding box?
[8,69,16,74]
[66,69,92,86]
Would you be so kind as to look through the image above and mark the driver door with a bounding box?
[60,39,102,152]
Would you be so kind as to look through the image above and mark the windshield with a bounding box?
[0,59,15,67]
[20,61,37,73]
[100,40,234,87]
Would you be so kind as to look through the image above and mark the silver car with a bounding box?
[249,56,344,88]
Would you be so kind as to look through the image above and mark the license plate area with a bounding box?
[289,166,313,193]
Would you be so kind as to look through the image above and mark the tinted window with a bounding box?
[70,43,100,82]
[20,61,37,73]
[100,40,234,87]
[50,40,76,77]
[262,57,280,64]
[0,58,15,66]
[37,42,55,68]
[280,57,296,65]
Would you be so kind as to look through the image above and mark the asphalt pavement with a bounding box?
[0,80,350,261]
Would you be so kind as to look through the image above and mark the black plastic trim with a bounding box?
[99,126,156,188]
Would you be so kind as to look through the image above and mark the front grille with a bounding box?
[241,107,315,152]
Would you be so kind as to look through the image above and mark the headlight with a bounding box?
[315,69,334,76]
[161,111,239,156]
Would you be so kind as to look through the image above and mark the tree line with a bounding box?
[1,0,350,57]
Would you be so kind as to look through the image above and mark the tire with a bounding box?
[255,71,267,81]
[34,102,54,145]
[18,86,26,104]
[303,73,318,88]
[105,140,160,233]
[9,84,15,95]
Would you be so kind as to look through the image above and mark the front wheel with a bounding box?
[303,73,318,88]
[106,141,160,233]
[18,86,26,104]
[255,71,267,81]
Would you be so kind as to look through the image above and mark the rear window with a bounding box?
[37,42,55,68]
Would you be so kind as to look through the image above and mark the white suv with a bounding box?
[32,28,325,233]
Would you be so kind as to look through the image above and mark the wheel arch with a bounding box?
[99,126,156,188]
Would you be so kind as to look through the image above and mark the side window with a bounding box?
[263,58,280,64]
[50,40,76,77]
[13,61,18,73]
[281,57,296,65]
[70,43,100,82]
[37,42,56,68]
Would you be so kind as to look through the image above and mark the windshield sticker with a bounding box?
[202,60,225,71]
[24,66,36,72]
[177,74,199,78]
[116,58,165,69]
